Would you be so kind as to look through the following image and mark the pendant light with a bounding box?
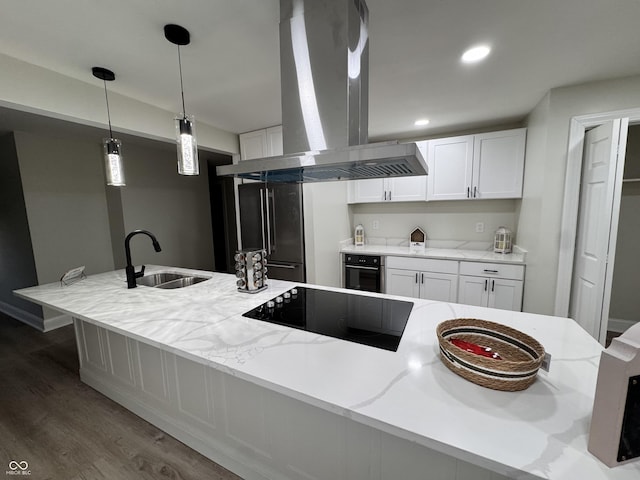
[165,24,199,176]
[92,67,125,186]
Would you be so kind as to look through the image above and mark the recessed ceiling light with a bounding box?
[461,45,491,64]
[414,118,430,126]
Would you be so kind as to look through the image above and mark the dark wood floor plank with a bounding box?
[0,315,242,480]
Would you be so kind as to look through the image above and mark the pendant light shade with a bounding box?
[165,24,199,176]
[103,138,125,186]
[92,67,125,186]
[175,114,198,175]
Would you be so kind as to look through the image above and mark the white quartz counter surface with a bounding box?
[15,266,637,479]
[341,244,526,264]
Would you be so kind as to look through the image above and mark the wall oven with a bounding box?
[343,254,384,293]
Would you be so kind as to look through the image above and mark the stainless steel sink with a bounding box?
[136,272,209,289]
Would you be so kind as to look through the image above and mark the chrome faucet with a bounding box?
[125,230,162,288]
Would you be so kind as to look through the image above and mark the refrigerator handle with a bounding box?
[259,189,267,251]
[266,188,274,254]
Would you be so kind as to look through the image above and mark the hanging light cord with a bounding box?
[101,79,114,139]
[177,45,187,119]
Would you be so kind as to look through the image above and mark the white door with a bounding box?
[239,130,268,160]
[388,176,427,202]
[427,135,474,201]
[487,278,523,311]
[570,120,627,341]
[473,129,526,199]
[386,268,419,298]
[458,275,489,307]
[419,272,458,302]
[347,179,385,203]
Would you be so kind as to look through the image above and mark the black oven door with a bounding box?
[344,265,381,293]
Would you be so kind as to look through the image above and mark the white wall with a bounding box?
[517,75,640,315]
[0,53,239,155]
[351,200,518,246]
[303,183,352,287]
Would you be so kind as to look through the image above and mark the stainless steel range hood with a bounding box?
[217,0,427,183]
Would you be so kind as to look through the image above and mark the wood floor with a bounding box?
[0,314,243,480]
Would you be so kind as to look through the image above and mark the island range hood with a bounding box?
[217,0,427,183]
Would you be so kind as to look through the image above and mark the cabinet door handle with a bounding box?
[483,269,499,273]
[415,273,418,283]
[474,186,477,198]
[491,280,495,292]
[421,273,424,284]
[467,187,470,198]
[484,279,488,291]
[384,191,387,201]
[389,191,392,201]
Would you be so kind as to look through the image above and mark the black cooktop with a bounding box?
[242,287,414,352]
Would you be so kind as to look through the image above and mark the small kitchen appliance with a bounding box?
[588,322,640,467]
[354,224,365,246]
[235,249,268,293]
[343,254,384,293]
[493,226,513,254]
[243,286,413,351]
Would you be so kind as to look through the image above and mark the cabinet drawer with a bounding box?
[386,256,458,274]
[459,261,524,280]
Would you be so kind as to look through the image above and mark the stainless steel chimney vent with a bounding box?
[217,0,427,182]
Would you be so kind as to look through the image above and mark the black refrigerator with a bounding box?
[238,183,306,282]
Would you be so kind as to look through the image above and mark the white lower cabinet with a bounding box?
[74,318,509,480]
[384,256,524,311]
[457,261,524,311]
[386,256,458,302]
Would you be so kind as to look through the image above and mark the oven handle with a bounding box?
[344,265,380,271]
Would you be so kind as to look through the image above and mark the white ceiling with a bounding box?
[2,0,640,140]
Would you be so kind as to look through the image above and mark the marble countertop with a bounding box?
[15,265,637,479]
[341,244,526,264]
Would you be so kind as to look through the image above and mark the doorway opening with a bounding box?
[557,108,640,345]
[606,124,640,343]
[205,154,238,274]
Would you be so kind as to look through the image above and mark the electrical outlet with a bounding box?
[475,222,485,233]
[372,220,380,230]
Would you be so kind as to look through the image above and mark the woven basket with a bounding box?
[436,318,545,392]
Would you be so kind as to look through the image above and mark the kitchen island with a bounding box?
[15,266,639,480]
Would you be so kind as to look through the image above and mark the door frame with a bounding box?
[554,108,640,324]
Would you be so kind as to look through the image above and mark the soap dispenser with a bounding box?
[354,224,365,246]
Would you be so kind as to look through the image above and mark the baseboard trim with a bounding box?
[608,317,638,334]
[43,314,73,332]
[0,300,44,331]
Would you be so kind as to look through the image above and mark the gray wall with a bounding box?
[0,133,42,318]
[14,131,115,282]
[517,75,640,315]
[111,142,215,271]
[2,127,217,328]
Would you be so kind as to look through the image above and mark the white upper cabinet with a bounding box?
[239,126,283,160]
[265,125,283,157]
[348,176,427,203]
[427,128,526,201]
[473,129,526,199]
[426,135,474,201]
[348,141,428,203]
